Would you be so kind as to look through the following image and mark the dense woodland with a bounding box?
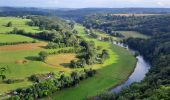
[83,15,170,99]
[81,14,170,36]
[1,7,170,19]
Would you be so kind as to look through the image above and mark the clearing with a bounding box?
[117,31,149,39]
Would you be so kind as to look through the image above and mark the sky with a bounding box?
[0,0,170,8]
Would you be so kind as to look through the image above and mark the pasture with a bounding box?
[0,17,41,33]
[45,54,77,72]
[0,34,36,43]
[117,31,149,39]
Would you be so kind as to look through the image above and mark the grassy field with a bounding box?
[44,25,136,100]
[0,17,41,34]
[117,31,149,39]
[45,54,77,72]
[0,41,78,94]
[0,34,36,43]
[0,43,54,93]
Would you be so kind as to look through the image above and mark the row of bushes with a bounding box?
[45,42,78,49]
[38,48,81,62]
[0,40,37,46]
[9,27,79,48]
[9,69,96,100]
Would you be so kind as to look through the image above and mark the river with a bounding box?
[111,42,151,93]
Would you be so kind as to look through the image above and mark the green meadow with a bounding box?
[117,31,149,39]
[0,17,41,34]
[0,34,36,43]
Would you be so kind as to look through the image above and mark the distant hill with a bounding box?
[1,7,170,20]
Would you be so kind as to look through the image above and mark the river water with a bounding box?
[111,42,151,93]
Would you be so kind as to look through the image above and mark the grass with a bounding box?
[0,34,36,43]
[0,42,75,94]
[45,54,77,72]
[0,17,41,33]
[44,24,136,100]
[117,31,149,39]
[0,48,56,94]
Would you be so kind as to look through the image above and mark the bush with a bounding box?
[28,75,39,82]
[39,51,48,61]
[9,69,96,99]
[6,21,12,27]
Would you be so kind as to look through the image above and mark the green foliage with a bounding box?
[6,21,12,27]
[29,75,39,82]
[39,51,48,61]
[81,14,170,37]
[0,66,9,80]
[9,69,96,99]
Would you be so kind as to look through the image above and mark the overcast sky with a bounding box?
[0,0,170,8]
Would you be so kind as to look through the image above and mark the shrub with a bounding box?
[28,75,39,82]
[38,51,48,61]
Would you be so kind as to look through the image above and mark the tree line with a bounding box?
[9,69,96,100]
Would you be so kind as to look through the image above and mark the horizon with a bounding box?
[0,0,170,8]
[1,6,170,9]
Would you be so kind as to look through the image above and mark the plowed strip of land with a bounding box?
[0,42,47,51]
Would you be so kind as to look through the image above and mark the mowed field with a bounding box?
[45,25,136,100]
[0,34,36,43]
[0,17,41,44]
[0,17,41,33]
[117,31,149,39]
[45,54,77,72]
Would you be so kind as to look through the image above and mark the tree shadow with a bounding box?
[25,56,40,61]
[60,63,70,68]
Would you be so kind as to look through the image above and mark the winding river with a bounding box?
[111,42,151,93]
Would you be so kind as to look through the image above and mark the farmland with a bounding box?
[116,31,149,39]
[0,17,136,100]
[0,17,41,33]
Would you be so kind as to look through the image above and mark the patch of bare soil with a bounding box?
[0,42,47,51]
[15,59,28,64]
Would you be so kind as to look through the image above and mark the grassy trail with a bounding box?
[45,25,136,100]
